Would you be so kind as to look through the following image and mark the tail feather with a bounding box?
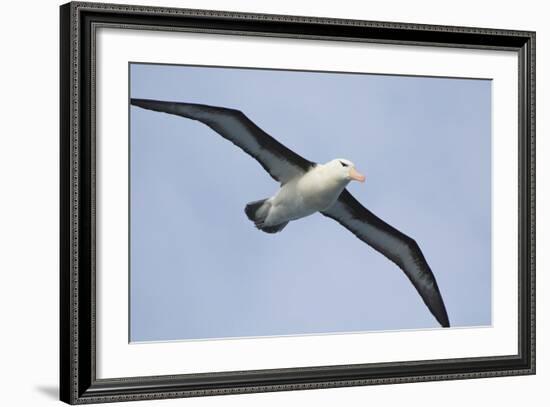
[259,222,289,234]
[244,199,267,222]
[244,199,288,234]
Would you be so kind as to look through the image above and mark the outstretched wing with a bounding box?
[322,189,450,327]
[131,99,315,184]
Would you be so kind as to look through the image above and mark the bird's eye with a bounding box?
[340,161,349,167]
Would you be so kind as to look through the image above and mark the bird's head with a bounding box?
[325,159,366,184]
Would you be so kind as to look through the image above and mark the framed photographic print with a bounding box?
[60,1,536,404]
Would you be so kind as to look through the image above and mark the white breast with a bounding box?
[263,165,348,226]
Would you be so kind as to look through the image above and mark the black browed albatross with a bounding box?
[131,98,450,328]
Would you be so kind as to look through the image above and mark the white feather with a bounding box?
[263,159,354,226]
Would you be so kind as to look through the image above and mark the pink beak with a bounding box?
[349,167,366,183]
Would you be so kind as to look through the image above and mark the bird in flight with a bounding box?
[131,98,450,328]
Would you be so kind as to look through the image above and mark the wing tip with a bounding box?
[436,309,450,328]
[130,98,152,108]
[130,98,178,115]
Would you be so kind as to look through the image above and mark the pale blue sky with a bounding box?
[130,63,492,342]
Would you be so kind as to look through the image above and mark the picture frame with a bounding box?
[60,1,536,404]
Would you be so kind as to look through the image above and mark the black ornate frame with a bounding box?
[60,1,536,404]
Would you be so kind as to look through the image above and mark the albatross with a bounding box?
[131,98,450,328]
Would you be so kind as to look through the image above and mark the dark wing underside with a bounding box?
[322,189,450,328]
[131,98,315,184]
